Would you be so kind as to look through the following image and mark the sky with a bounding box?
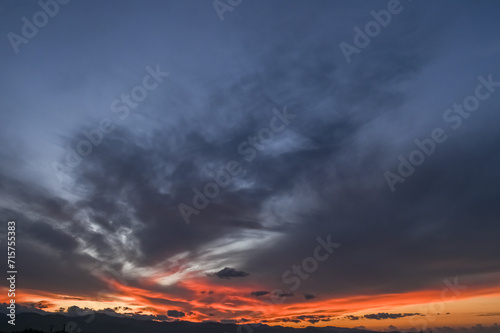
[0,0,500,332]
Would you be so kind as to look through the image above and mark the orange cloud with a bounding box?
[2,275,500,330]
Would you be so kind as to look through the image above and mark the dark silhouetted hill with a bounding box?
[0,312,387,333]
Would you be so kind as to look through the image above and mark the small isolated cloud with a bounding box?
[345,315,361,320]
[303,293,315,300]
[210,267,249,279]
[59,296,84,301]
[364,312,421,320]
[167,310,185,318]
[251,291,270,297]
[279,318,301,323]
[67,305,94,316]
[276,315,333,324]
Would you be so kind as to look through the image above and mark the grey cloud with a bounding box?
[211,267,250,279]
[303,293,315,300]
[251,291,270,297]
[167,310,185,318]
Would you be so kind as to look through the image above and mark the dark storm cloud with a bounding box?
[220,2,500,301]
[11,0,436,292]
[211,267,250,279]
[222,4,500,296]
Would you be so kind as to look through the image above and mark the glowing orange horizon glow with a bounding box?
[2,276,500,330]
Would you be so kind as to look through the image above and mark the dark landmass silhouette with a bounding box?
[0,312,392,333]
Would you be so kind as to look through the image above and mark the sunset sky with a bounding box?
[1,1,500,332]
